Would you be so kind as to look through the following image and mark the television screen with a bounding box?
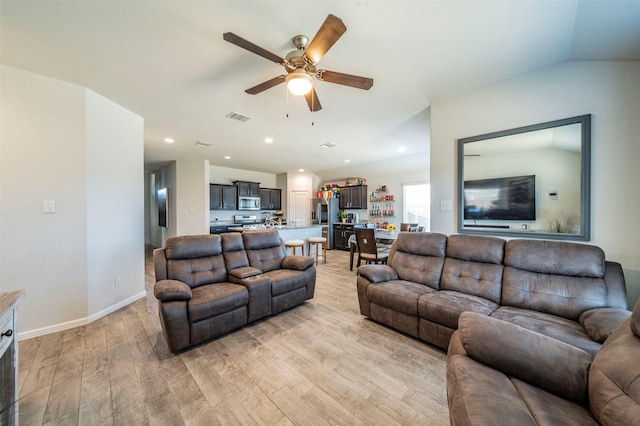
[464,175,536,221]
[158,188,168,228]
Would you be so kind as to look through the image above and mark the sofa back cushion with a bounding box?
[222,233,250,270]
[441,234,505,304]
[164,234,227,288]
[242,230,286,272]
[589,300,640,425]
[388,232,447,289]
[502,240,608,320]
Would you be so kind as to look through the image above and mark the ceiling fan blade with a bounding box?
[304,88,322,112]
[303,14,347,65]
[317,70,374,90]
[223,32,285,65]
[245,76,285,95]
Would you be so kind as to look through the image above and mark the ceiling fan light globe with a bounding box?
[286,72,313,96]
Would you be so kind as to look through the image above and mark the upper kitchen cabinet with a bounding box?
[339,185,368,209]
[210,184,237,210]
[235,181,260,197]
[260,188,282,210]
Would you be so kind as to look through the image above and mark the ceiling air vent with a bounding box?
[194,141,211,147]
[226,111,251,123]
[320,143,336,148]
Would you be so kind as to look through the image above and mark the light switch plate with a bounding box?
[440,200,452,211]
[43,200,56,213]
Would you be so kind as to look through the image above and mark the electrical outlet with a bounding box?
[115,276,122,287]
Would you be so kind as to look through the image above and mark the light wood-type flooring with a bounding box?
[17,247,449,425]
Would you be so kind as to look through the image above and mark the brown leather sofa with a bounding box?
[446,300,640,425]
[153,230,316,352]
[356,232,630,355]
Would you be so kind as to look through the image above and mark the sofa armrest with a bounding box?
[281,255,314,271]
[447,330,467,357]
[357,264,398,283]
[154,279,192,302]
[579,307,631,343]
[458,312,593,403]
[228,266,263,280]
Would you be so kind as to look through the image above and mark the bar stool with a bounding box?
[308,236,327,264]
[284,239,305,256]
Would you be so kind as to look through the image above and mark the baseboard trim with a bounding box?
[18,291,147,341]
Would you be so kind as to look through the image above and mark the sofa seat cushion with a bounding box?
[447,354,538,425]
[512,379,598,425]
[188,283,249,323]
[367,280,435,315]
[418,291,498,329]
[447,356,598,426]
[491,306,600,355]
[263,269,308,297]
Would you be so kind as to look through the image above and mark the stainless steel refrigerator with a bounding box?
[311,198,340,249]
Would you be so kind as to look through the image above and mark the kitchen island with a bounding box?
[232,225,324,255]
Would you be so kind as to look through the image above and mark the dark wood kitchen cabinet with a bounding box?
[260,188,282,210]
[333,223,355,250]
[339,185,368,209]
[235,181,260,197]
[210,184,237,210]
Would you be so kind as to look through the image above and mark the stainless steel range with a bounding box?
[233,215,265,228]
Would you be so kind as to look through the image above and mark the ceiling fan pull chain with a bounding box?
[286,85,289,118]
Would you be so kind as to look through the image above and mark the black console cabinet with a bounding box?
[333,223,355,250]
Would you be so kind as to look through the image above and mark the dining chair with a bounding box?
[400,223,418,232]
[355,228,389,268]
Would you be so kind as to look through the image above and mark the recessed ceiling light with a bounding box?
[398,147,407,153]
[264,137,274,144]
[345,159,351,163]
[164,138,174,143]
[320,143,336,149]
[299,169,305,172]
[224,156,231,160]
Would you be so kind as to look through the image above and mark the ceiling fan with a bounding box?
[223,14,374,112]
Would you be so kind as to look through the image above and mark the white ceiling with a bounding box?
[2,1,639,181]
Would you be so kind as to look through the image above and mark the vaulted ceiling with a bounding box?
[2,1,639,181]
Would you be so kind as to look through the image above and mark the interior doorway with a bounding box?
[290,190,310,227]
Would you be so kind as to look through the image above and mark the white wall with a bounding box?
[0,65,145,335]
[209,165,277,187]
[85,90,144,317]
[430,61,640,306]
[1,65,88,331]
[175,160,210,236]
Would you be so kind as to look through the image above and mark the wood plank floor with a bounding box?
[18,248,449,425]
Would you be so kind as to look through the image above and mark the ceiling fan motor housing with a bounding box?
[292,34,309,50]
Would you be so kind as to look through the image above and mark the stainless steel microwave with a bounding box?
[238,196,260,210]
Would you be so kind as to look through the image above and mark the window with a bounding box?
[403,183,430,231]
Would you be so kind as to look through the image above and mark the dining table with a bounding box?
[349,229,399,271]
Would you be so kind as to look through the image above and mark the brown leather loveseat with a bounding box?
[153,230,316,352]
[356,232,629,355]
[446,299,640,425]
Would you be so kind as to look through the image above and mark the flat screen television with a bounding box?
[464,175,536,221]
